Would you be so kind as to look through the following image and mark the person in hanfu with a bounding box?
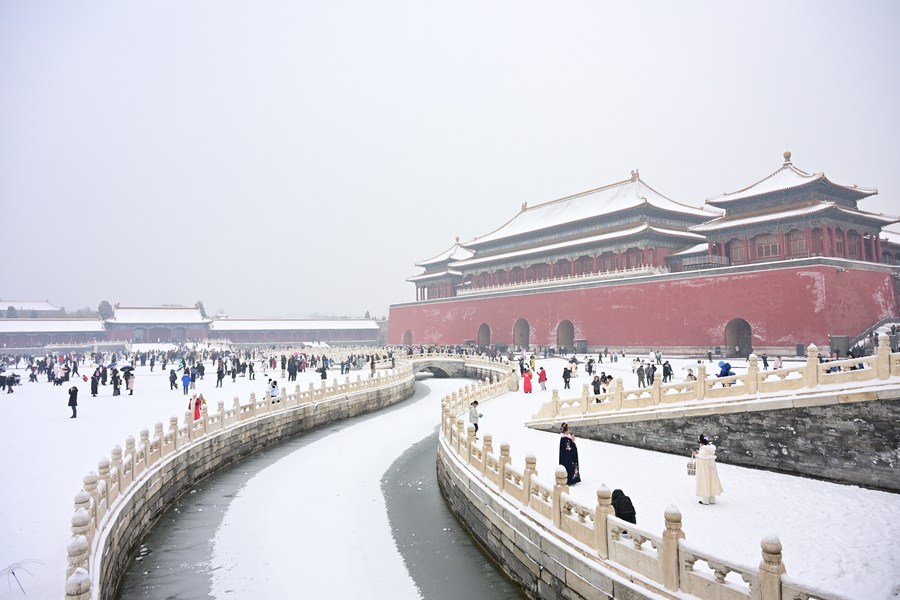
[692,434,724,505]
[558,422,581,485]
[522,369,533,393]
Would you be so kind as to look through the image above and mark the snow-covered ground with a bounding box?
[0,353,897,599]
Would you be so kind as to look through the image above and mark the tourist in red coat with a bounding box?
[537,367,548,391]
[522,369,533,393]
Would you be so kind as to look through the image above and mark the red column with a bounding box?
[570,259,575,275]
[779,231,786,260]
[593,255,598,273]
[805,227,812,257]
[876,234,883,263]
[843,230,849,258]
[870,233,878,262]
[720,242,726,258]
[823,225,831,256]
[708,241,713,258]
[642,248,650,265]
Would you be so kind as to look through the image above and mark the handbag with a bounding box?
[687,457,697,476]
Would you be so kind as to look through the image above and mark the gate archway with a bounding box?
[513,319,530,350]
[557,320,574,352]
[725,318,752,357]
[477,323,491,347]
[403,330,412,345]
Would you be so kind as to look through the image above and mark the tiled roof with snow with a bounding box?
[209,319,380,332]
[0,300,61,312]
[451,223,705,269]
[692,202,898,232]
[669,243,709,257]
[706,156,877,205]
[881,228,900,245]
[407,269,463,283]
[466,174,718,248]
[416,242,474,267]
[107,306,209,324]
[0,319,105,333]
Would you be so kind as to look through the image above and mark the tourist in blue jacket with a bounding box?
[181,372,191,395]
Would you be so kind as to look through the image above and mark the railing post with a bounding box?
[466,425,476,463]
[747,354,759,395]
[661,505,684,591]
[613,378,624,409]
[217,400,225,427]
[482,435,493,475]
[696,364,706,401]
[551,389,560,417]
[552,466,569,528]
[595,485,614,558]
[65,565,91,599]
[175,415,185,448]
[758,536,786,600]
[456,418,465,454]
[523,454,537,507]
[139,428,150,468]
[651,377,661,405]
[581,383,590,412]
[499,443,511,493]
[876,333,891,380]
[805,344,819,387]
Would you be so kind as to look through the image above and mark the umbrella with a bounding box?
[120,365,134,372]
[107,362,117,369]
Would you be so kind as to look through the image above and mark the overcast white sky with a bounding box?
[2,1,898,319]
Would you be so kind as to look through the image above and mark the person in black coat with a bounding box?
[68,385,78,418]
[611,489,636,525]
[90,371,100,397]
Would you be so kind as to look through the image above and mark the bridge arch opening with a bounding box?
[725,318,752,357]
[557,320,574,351]
[403,330,412,345]
[513,318,530,350]
[477,323,491,347]
[416,366,452,378]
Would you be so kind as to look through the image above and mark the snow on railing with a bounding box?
[530,335,897,423]
[64,352,511,600]
[439,377,841,600]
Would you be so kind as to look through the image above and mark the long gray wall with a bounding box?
[534,397,900,492]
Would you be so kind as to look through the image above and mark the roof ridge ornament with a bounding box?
[631,169,640,181]
[521,201,528,211]
[783,150,792,165]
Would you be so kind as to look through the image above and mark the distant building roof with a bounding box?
[209,319,380,332]
[669,243,709,257]
[407,269,463,283]
[0,300,61,312]
[107,305,210,325]
[467,172,719,248]
[0,319,105,333]
[881,228,900,245]
[705,152,877,206]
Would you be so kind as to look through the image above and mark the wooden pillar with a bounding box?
[779,231,786,260]
[643,247,650,266]
[708,240,713,258]
[720,241,726,258]
[593,255,598,273]
[805,227,812,257]
[744,238,750,263]
[876,234,883,263]
[824,225,831,256]
[570,259,575,275]
[842,229,849,258]
[870,233,878,262]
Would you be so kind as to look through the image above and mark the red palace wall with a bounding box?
[388,264,899,349]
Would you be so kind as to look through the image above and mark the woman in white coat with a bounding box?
[693,434,724,504]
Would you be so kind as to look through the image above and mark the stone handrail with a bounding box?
[64,362,418,599]
[64,350,512,599]
[440,379,846,600]
[530,334,898,423]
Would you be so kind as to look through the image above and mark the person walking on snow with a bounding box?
[538,367,547,391]
[468,400,482,436]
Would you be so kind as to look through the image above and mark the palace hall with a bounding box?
[389,152,900,356]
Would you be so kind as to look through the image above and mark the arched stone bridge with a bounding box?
[405,353,518,390]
